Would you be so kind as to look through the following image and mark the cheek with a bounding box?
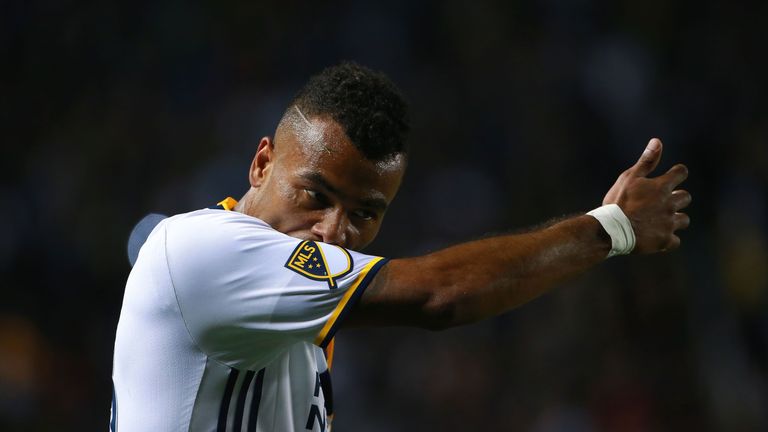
[275,177,299,203]
[261,180,311,229]
[274,180,312,215]
[274,214,318,240]
[354,222,383,250]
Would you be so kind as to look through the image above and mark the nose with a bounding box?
[311,208,349,247]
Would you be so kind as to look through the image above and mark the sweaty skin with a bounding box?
[236,112,405,251]
[354,138,691,329]
[236,114,691,330]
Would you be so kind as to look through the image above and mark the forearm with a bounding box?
[353,214,611,329]
[349,139,690,330]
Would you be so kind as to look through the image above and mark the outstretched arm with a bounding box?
[346,139,691,330]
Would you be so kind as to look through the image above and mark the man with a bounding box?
[111,62,691,431]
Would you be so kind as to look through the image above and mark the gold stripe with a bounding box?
[217,197,238,211]
[314,257,383,345]
[325,338,335,370]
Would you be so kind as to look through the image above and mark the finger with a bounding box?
[670,189,692,211]
[659,164,689,192]
[673,212,690,231]
[629,138,663,178]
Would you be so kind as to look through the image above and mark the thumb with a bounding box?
[630,138,663,177]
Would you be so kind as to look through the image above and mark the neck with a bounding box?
[234,188,259,217]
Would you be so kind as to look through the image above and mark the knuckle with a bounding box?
[639,156,654,165]
[671,237,681,249]
[675,192,692,209]
[665,236,680,250]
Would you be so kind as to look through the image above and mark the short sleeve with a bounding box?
[163,209,387,370]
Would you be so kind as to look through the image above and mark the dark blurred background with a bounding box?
[2,0,767,430]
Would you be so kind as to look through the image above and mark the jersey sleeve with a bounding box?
[163,210,387,370]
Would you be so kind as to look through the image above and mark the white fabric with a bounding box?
[111,209,383,431]
[587,204,636,258]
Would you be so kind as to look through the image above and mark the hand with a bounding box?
[602,138,691,253]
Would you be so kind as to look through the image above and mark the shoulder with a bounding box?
[167,208,273,233]
[162,209,287,276]
[164,209,285,246]
[162,209,293,271]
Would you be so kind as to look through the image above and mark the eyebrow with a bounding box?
[299,171,389,212]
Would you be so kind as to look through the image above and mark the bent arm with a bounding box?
[346,138,691,330]
[348,214,610,329]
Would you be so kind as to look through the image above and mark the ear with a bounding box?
[249,136,274,188]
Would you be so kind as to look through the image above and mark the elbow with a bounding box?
[389,257,484,331]
[418,273,512,331]
[419,289,465,331]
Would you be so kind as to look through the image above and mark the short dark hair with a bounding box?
[289,61,409,160]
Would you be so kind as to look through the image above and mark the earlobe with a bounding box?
[249,137,274,188]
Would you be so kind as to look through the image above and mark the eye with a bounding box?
[304,189,330,206]
[352,209,376,221]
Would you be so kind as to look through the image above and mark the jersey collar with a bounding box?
[214,197,238,211]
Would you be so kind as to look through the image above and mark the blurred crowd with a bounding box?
[2,0,766,430]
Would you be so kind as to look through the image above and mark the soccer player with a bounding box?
[110,62,691,431]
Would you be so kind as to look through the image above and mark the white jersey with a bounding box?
[111,204,387,431]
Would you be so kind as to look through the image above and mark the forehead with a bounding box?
[275,114,406,201]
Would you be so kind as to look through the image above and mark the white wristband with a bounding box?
[587,204,636,258]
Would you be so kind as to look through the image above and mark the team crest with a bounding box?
[285,240,353,289]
